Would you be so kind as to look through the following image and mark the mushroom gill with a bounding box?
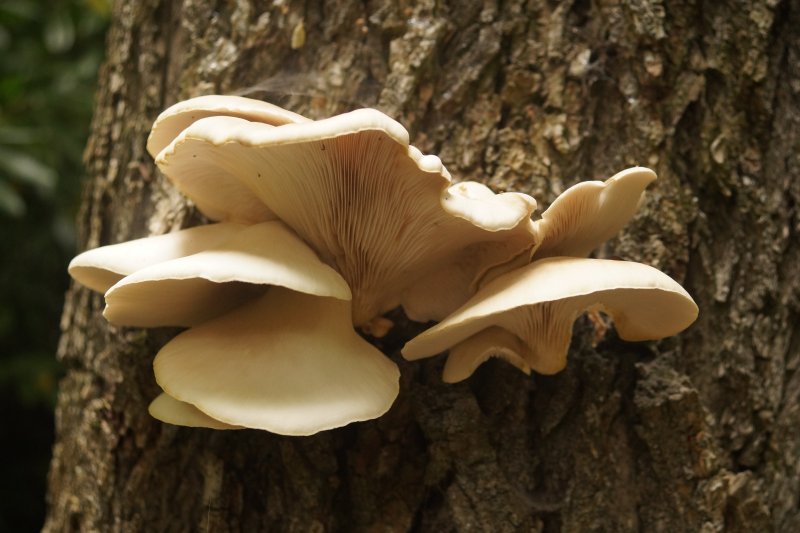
[532,167,656,259]
[403,257,699,382]
[157,110,538,325]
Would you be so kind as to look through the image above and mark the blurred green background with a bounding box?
[0,0,109,530]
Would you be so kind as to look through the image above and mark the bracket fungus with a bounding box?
[155,108,538,325]
[403,167,698,381]
[68,95,697,435]
[403,257,698,381]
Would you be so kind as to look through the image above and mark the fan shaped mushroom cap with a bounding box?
[146,95,314,223]
[147,94,310,158]
[156,109,538,325]
[68,222,246,293]
[148,392,242,430]
[533,167,656,259]
[154,287,400,435]
[103,220,350,327]
[403,257,698,381]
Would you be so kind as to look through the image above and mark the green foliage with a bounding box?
[0,0,108,221]
[0,0,109,530]
[0,0,109,398]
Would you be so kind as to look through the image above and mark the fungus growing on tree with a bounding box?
[68,222,244,293]
[154,288,400,435]
[147,94,310,157]
[68,95,540,434]
[403,257,699,382]
[531,167,657,259]
[102,220,350,327]
[148,392,242,430]
[68,95,697,434]
[403,167,698,381]
[156,107,538,325]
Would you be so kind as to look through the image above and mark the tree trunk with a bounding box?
[45,0,800,531]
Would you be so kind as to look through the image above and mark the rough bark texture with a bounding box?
[46,0,800,531]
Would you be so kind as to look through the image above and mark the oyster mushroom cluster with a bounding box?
[69,95,698,435]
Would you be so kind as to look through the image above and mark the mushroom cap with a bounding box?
[404,166,657,321]
[441,326,530,383]
[147,94,310,158]
[533,167,656,259]
[148,392,242,430]
[443,180,537,230]
[157,109,537,325]
[146,95,314,223]
[103,220,351,327]
[154,287,400,435]
[68,222,246,293]
[403,257,698,379]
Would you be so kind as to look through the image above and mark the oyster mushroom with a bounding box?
[402,257,698,382]
[72,217,398,434]
[103,220,350,327]
[404,167,658,321]
[68,222,247,293]
[148,392,242,430]
[533,166,657,259]
[154,287,400,435]
[147,94,310,157]
[145,95,314,224]
[156,108,538,325]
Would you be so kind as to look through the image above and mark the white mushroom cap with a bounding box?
[147,94,310,158]
[403,167,657,321]
[154,287,400,435]
[68,222,246,293]
[403,257,698,381]
[148,392,242,430]
[533,167,656,259]
[156,109,537,325]
[103,220,351,327]
[146,95,313,223]
[443,180,537,230]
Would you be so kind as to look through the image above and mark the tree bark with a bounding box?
[46,0,800,531]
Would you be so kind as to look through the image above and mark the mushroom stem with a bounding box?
[360,316,394,338]
[495,300,583,374]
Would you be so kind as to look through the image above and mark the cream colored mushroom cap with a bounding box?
[443,180,537,231]
[534,167,657,259]
[154,288,400,435]
[403,257,698,378]
[104,220,351,328]
[147,94,310,158]
[148,392,242,430]
[157,109,537,325]
[68,222,246,293]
